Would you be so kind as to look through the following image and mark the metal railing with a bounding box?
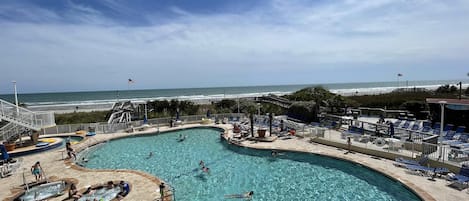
[0,98,55,130]
[314,130,469,168]
[0,98,56,143]
[0,122,30,143]
[41,113,247,135]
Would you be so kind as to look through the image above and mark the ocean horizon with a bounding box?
[0,79,467,110]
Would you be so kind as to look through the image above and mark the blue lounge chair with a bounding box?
[448,165,469,190]
[410,123,420,131]
[394,156,428,166]
[445,134,469,146]
[433,122,441,130]
[400,121,411,129]
[404,164,449,175]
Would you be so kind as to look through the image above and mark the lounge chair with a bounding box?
[404,164,449,176]
[444,134,469,146]
[400,121,411,129]
[448,165,469,190]
[420,125,432,133]
[394,156,428,167]
[410,123,420,131]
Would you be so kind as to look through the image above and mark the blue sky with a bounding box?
[1,0,469,93]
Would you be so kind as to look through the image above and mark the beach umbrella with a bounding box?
[0,144,9,161]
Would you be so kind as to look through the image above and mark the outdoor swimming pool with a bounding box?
[83,128,421,201]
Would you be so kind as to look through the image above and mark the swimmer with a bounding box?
[199,160,205,167]
[202,166,210,173]
[82,157,88,163]
[271,150,278,157]
[146,152,154,159]
[178,134,186,142]
[225,191,254,199]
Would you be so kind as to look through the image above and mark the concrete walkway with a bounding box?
[1,123,468,201]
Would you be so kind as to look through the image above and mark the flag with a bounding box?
[397,73,403,77]
[128,78,134,84]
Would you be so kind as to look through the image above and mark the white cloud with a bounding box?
[0,0,469,93]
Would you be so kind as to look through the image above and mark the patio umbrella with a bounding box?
[0,144,9,161]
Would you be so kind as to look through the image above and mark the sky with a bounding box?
[1,0,469,94]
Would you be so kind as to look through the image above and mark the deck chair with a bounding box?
[445,134,469,146]
[404,164,449,176]
[448,165,469,190]
[394,155,428,167]
[400,121,411,129]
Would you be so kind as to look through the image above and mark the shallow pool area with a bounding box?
[83,128,421,201]
[78,186,121,201]
[17,181,66,201]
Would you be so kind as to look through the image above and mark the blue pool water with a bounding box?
[84,128,421,201]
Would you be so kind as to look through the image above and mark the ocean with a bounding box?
[0,79,466,112]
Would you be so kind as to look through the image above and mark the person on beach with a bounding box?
[31,161,43,181]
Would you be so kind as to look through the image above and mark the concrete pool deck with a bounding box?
[1,123,468,201]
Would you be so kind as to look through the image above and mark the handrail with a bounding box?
[0,98,56,143]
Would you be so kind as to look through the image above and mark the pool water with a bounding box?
[61,136,84,145]
[78,186,121,201]
[84,128,421,201]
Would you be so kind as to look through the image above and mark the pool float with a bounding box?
[35,142,49,147]
[86,132,96,136]
[75,130,86,135]
[39,138,56,143]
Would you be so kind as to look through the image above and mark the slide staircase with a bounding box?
[0,98,55,142]
[107,101,134,124]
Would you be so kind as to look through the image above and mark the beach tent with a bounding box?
[0,144,9,161]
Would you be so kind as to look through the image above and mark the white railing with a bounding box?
[0,122,18,142]
[0,98,55,130]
